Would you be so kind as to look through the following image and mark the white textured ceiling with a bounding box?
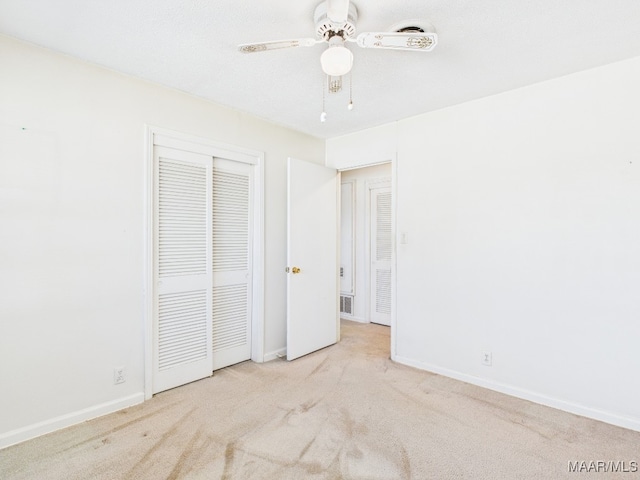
[1,0,640,139]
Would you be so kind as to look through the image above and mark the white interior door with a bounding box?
[286,157,339,361]
[370,186,392,326]
[211,158,253,370]
[153,146,213,393]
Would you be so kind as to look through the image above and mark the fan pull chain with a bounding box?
[320,75,327,122]
[348,71,354,110]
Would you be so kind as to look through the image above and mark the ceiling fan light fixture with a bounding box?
[238,2,439,123]
[320,45,353,76]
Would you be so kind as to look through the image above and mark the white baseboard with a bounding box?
[394,355,640,433]
[0,392,145,450]
[263,348,286,362]
[340,315,367,323]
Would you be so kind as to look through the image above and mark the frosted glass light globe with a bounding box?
[320,46,353,76]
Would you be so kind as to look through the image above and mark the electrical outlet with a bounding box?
[481,351,492,366]
[114,366,126,384]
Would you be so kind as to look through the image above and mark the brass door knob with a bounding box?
[291,267,301,274]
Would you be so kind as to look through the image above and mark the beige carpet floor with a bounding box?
[1,320,639,479]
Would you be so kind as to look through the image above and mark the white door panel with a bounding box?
[286,158,339,361]
[370,186,392,326]
[211,158,252,370]
[153,146,213,393]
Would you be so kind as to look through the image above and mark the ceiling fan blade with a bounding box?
[355,32,438,52]
[326,0,350,23]
[238,38,318,54]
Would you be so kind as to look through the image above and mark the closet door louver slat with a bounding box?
[158,159,208,278]
[212,169,250,272]
[158,290,208,370]
[375,192,392,263]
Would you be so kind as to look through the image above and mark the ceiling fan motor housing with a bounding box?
[314,2,358,40]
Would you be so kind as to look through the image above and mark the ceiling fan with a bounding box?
[238,0,438,79]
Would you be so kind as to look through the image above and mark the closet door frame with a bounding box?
[143,126,264,400]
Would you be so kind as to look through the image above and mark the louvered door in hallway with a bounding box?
[152,145,253,394]
[370,185,392,326]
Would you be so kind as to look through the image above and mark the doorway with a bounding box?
[339,163,392,327]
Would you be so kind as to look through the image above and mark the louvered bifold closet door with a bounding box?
[212,158,253,370]
[370,186,392,326]
[153,146,213,394]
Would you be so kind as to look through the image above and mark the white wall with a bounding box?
[0,35,324,447]
[327,123,396,170]
[340,164,391,322]
[328,56,640,431]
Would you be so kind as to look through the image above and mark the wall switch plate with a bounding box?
[482,352,492,366]
[114,366,126,384]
